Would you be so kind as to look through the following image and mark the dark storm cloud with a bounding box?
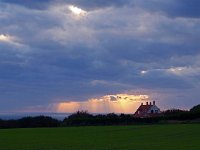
[1,0,199,17]
[0,0,54,9]
[66,0,132,10]
[0,0,200,111]
[100,37,199,64]
[138,0,200,18]
[0,0,132,10]
[68,0,200,18]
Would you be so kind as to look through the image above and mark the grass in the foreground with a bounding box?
[0,124,200,150]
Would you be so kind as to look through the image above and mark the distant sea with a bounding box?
[0,112,72,121]
[0,112,124,121]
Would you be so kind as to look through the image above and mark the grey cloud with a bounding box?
[0,0,54,10]
[1,0,200,18]
[0,0,200,111]
[0,0,132,10]
[137,0,200,18]
[66,0,132,10]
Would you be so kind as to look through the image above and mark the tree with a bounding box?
[190,104,200,113]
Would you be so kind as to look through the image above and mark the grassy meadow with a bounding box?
[0,124,200,150]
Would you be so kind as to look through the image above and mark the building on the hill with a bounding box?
[134,101,161,117]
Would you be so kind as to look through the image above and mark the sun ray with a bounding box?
[55,94,149,113]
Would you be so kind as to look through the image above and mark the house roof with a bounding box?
[135,105,152,114]
[134,103,161,117]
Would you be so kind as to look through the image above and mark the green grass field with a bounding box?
[0,124,200,150]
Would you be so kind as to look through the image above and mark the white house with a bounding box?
[134,101,161,117]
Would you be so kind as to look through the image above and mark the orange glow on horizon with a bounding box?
[56,94,149,113]
[57,102,80,112]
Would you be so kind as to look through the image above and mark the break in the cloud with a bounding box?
[0,34,11,42]
[0,34,19,45]
[23,94,149,114]
[0,0,200,112]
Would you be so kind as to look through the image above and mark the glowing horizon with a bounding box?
[56,94,149,114]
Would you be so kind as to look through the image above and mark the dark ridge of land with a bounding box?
[0,104,200,129]
[60,109,200,127]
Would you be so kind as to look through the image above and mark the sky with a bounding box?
[0,0,200,113]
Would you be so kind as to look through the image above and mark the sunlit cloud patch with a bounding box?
[0,34,12,43]
[56,94,149,114]
[68,5,87,17]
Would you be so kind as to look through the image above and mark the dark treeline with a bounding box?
[0,104,200,129]
[0,116,60,128]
